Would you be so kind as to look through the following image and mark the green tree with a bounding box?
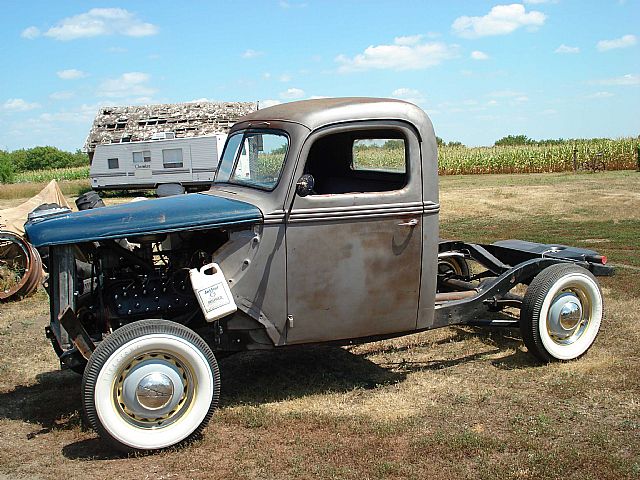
[0,151,15,183]
[494,134,533,146]
[10,146,88,171]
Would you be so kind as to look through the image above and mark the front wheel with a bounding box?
[520,263,603,362]
[82,319,220,452]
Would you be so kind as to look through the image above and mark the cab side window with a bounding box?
[304,129,408,195]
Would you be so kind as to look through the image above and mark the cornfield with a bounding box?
[13,166,90,183]
[438,138,638,175]
[329,137,638,175]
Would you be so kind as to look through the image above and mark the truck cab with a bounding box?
[208,98,439,345]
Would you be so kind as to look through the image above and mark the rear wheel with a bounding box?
[438,254,469,278]
[82,319,220,452]
[520,264,603,362]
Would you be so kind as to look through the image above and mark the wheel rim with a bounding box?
[114,351,196,429]
[546,283,593,346]
[438,258,464,276]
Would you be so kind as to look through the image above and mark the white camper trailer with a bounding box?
[89,133,226,191]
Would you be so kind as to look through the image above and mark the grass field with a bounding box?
[0,171,638,479]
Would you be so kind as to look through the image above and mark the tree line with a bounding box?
[0,147,89,183]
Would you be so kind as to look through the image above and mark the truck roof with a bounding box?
[234,97,435,141]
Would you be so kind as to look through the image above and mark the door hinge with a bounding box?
[287,314,294,328]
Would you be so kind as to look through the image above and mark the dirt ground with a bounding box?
[0,171,638,479]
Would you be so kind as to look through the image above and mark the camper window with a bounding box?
[133,151,151,167]
[108,158,119,169]
[163,148,184,168]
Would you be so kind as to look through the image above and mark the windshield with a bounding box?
[215,131,289,191]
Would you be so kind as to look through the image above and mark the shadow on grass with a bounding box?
[364,326,540,372]
[218,345,407,407]
[0,328,540,461]
[0,369,82,431]
[61,438,128,460]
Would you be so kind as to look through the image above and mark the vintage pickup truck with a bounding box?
[24,98,612,452]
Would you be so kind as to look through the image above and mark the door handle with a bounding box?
[398,218,418,227]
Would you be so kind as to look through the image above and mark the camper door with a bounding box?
[133,150,152,181]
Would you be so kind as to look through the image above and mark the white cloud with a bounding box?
[587,91,614,99]
[394,34,424,46]
[49,91,75,100]
[470,50,489,60]
[555,44,580,54]
[57,69,88,80]
[42,8,158,41]
[259,99,281,108]
[452,4,546,39]
[242,49,263,59]
[187,98,212,103]
[514,96,529,103]
[21,26,40,39]
[2,98,41,112]
[280,88,305,99]
[596,34,637,52]
[97,72,157,98]
[391,88,426,105]
[541,108,557,115]
[36,103,104,125]
[336,37,458,72]
[279,74,292,82]
[592,73,640,86]
[392,88,420,97]
[523,0,557,4]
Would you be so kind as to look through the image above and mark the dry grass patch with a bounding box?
[440,171,640,223]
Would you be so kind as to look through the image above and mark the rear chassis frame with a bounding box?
[433,239,613,329]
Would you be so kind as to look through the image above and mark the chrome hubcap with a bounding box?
[115,352,194,428]
[559,301,582,331]
[547,288,591,345]
[135,372,174,410]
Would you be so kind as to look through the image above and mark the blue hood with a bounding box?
[25,193,262,247]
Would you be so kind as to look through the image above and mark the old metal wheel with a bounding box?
[437,254,469,278]
[520,263,603,362]
[82,319,220,452]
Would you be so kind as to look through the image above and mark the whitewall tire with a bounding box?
[520,263,603,362]
[82,319,220,452]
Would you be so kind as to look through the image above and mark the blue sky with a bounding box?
[1,0,638,150]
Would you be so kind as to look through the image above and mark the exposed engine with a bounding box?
[73,229,229,336]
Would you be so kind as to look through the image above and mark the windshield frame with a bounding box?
[214,128,290,192]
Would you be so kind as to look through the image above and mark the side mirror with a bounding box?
[296,174,315,197]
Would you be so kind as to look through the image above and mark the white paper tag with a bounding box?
[197,282,231,313]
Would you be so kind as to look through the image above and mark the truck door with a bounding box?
[285,122,423,344]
